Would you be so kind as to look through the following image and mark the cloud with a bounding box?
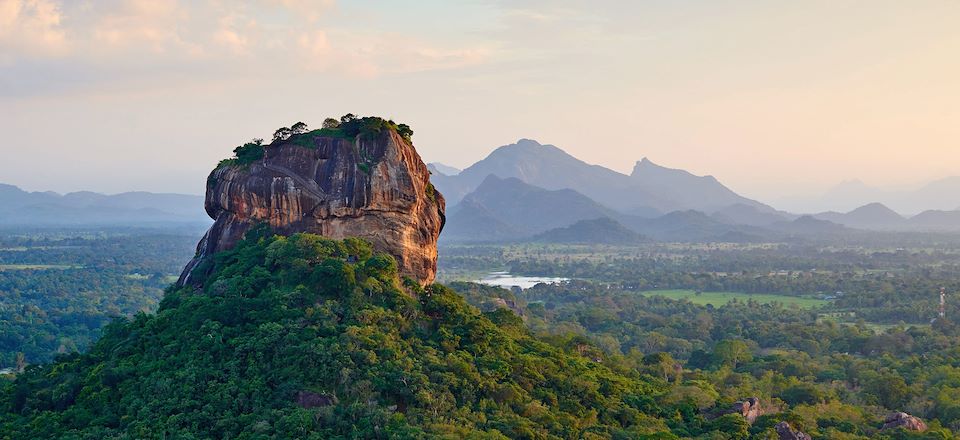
[0,0,68,59]
[0,0,498,97]
[266,0,333,23]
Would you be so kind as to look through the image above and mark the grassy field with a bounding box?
[0,264,80,270]
[639,289,828,308]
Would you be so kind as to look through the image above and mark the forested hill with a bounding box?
[0,232,682,439]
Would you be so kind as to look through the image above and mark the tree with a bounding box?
[340,113,357,123]
[322,118,340,129]
[780,383,823,406]
[713,339,752,368]
[290,121,309,135]
[397,123,413,141]
[273,127,292,143]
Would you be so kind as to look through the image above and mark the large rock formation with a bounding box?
[882,412,927,431]
[178,128,445,286]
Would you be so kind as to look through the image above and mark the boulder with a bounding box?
[732,397,763,423]
[882,412,927,431]
[775,421,811,440]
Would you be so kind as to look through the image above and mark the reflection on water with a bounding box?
[476,271,569,290]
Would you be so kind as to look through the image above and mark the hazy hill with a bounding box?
[622,209,760,242]
[0,184,208,225]
[427,162,460,176]
[430,138,772,216]
[441,198,525,242]
[441,175,619,242]
[806,203,960,231]
[814,203,906,230]
[770,215,847,235]
[906,210,960,231]
[777,177,960,214]
[711,203,793,226]
[530,217,648,244]
[629,158,770,213]
[432,139,664,212]
[443,177,780,243]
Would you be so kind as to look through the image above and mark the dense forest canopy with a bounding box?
[1,232,683,439]
[0,229,200,368]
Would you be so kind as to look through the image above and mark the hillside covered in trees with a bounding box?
[1,232,683,439]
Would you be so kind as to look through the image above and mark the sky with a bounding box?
[1,0,958,205]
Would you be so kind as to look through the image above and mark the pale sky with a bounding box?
[1,0,958,204]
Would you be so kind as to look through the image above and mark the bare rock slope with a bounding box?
[179,128,445,286]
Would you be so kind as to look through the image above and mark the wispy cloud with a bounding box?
[0,0,495,95]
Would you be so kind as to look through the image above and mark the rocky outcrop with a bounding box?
[882,412,927,431]
[732,397,763,423]
[775,422,811,440]
[178,128,445,286]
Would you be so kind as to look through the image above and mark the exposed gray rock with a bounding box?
[775,421,811,440]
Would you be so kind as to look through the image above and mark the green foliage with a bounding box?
[322,118,340,129]
[779,383,824,406]
[0,229,198,368]
[0,233,671,439]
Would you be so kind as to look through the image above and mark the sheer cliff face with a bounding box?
[179,130,445,286]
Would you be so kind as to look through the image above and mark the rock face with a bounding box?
[882,412,927,431]
[775,422,811,440]
[732,397,763,423]
[178,129,445,286]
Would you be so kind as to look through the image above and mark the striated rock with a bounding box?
[775,421,811,440]
[882,412,927,431]
[732,397,763,423]
[178,128,445,286]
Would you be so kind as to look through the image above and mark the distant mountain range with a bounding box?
[433,138,960,242]
[775,177,960,215]
[812,202,960,231]
[430,139,771,216]
[0,184,209,226]
[439,175,840,243]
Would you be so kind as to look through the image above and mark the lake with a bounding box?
[476,271,569,290]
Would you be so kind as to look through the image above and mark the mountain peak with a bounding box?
[515,138,542,146]
[636,157,656,167]
[851,202,899,214]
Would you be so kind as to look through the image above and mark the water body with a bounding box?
[476,271,569,290]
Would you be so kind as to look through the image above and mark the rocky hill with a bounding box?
[180,124,445,286]
[0,118,678,439]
